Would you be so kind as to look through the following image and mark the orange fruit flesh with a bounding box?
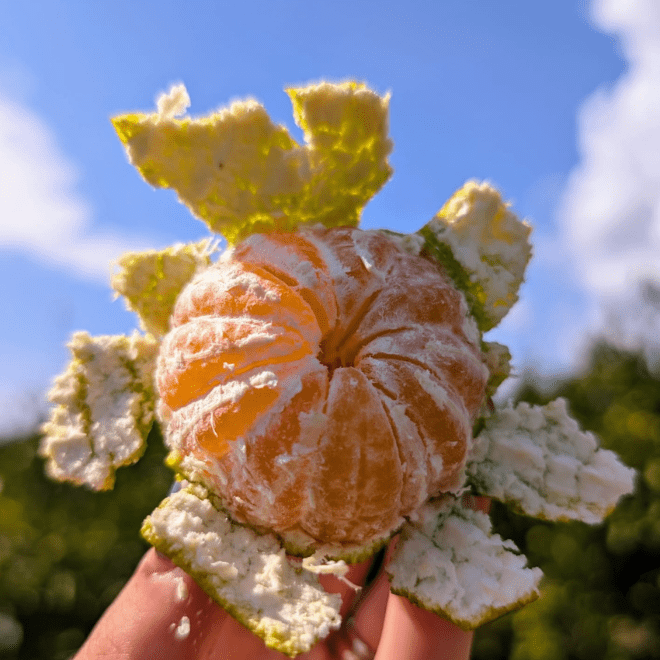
[356,327,486,418]
[224,364,329,530]
[305,366,403,542]
[158,318,314,410]
[157,227,487,547]
[171,260,321,345]
[358,356,470,494]
[197,382,280,454]
[231,232,338,336]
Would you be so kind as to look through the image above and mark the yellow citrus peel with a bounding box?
[112,81,392,244]
[112,239,216,337]
[419,181,532,331]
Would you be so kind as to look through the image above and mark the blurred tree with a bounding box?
[473,342,660,660]
[0,425,171,659]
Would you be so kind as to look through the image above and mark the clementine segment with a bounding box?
[158,318,313,409]
[308,228,396,337]
[226,363,329,529]
[359,356,472,494]
[171,261,321,347]
[357,327,487,417]
[305,367,403,544]
[199,377,280,450]
[231,232,338,337]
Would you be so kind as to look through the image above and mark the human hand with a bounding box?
[74,497,489,660]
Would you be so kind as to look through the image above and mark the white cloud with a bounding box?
[0,77,168,438]
[547,0,660,366]
[0,83,156,283]
[558,0,660,298]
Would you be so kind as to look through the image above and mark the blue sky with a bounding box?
[2,0,659,436]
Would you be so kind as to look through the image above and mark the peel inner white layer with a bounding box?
[387,497,542,629]
[468,398,636,523]
[143,485,341,657]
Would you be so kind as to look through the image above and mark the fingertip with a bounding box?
[347,568,391,653]
[375,593,474,660]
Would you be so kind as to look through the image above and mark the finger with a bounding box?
[315,554,380,619]
[370,500,489,660]
[323,542,395,659]
[75,549,229,660]
[291,551,386,660]
[196,556,382,660]
[331,568,388,659]
[342,539,397,654]
[198,609,296,660]
[374,594,474,660]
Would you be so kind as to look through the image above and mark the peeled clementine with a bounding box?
[156,226,489,550]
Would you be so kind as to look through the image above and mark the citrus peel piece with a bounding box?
[40,331,158,490]
[387,497,542,629]
[467,398,636,523]
[141,484,341,658]
[111,82,392,244]
[482,341,512,398]
[420,181,532,331]
[112,239,216,337]
[285,81,393,230]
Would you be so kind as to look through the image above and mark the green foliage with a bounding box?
[2,339,658,658]
[473,342,660,660]
[0,425,171,659]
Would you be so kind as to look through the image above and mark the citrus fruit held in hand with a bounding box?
[156,226,489,552]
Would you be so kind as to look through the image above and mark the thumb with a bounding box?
[74,548,228,660]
